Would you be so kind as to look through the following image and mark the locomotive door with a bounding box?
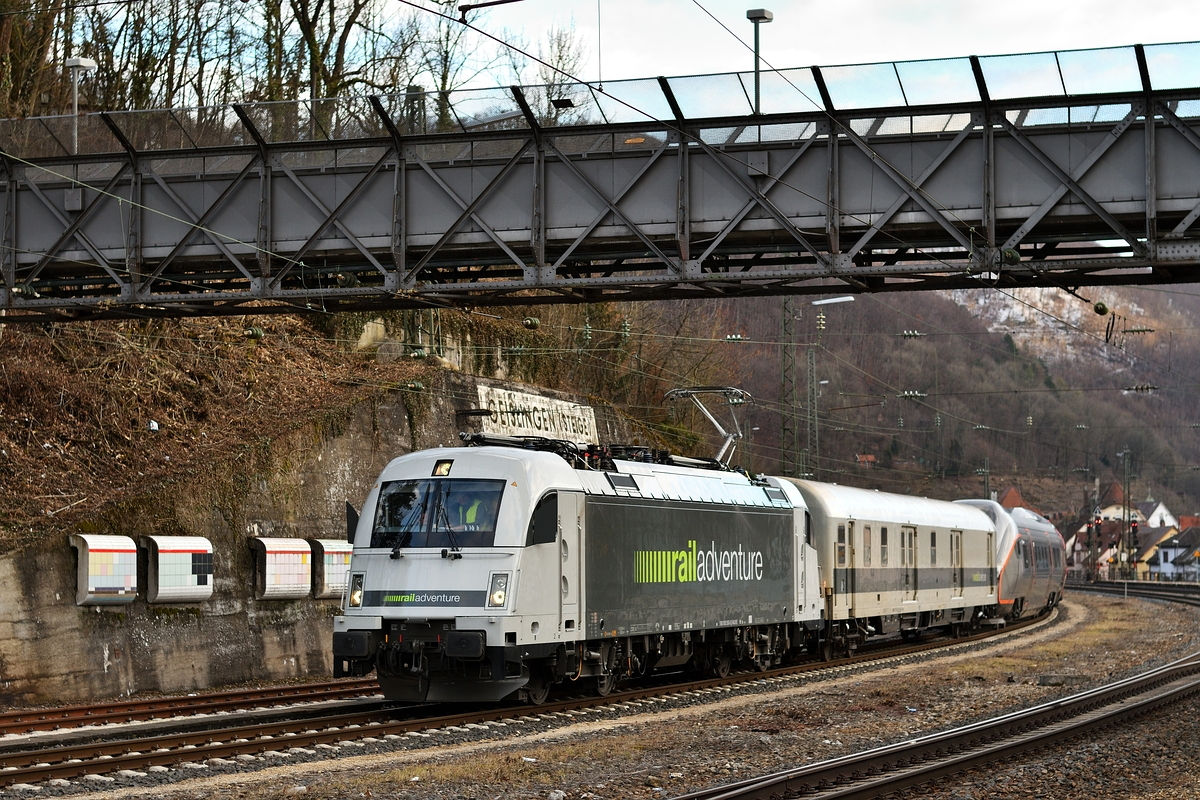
[950,530,963,597]
[901,525,917,601]
[558,492,582,631]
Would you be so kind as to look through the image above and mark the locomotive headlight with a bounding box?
[348,573,365,608]
[487,572,510,608]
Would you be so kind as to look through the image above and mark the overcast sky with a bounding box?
[453,0,1198,84]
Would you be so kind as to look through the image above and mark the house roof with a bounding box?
[997,486,1026,509]
[1178,515,1200,530]
[1136,500,1160,518]
[1099,481,1125,507]
[1135,525,1178,561]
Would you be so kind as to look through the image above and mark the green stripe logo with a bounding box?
[635,540,764,583]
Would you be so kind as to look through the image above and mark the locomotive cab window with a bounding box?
[370,478,505,549]
[527,493,558,546]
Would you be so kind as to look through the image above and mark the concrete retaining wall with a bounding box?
[0,373,626,705]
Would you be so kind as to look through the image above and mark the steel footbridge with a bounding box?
[3,41,1200,321]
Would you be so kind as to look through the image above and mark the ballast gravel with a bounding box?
[7,592,1200,800]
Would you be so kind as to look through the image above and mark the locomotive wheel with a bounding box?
[524,671,551,705]
[712,654,732,678]
[594,672,617,697]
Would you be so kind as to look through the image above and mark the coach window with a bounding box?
[863,526,872,567]
[930,531,937,566]
[526,493,558,546]
[836,524,847,567]
[880,527,888,566]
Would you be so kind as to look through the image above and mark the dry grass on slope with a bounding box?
[0,315,428,547]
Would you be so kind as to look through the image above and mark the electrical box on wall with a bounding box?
[250,538,312,600]
[68,534,138,605]
[142,536,214,604]
[310,539,353,599]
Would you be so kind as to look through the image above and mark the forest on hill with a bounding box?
[2,283,1198,544]
[707,285,1200,519]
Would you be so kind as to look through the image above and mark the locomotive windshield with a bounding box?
[370,479,505,549]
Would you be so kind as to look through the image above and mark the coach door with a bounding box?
[901,526,917,601]
[847,521,857,600]
[559,492,582,633]
[951,530,963,597]
[988,531,996,596]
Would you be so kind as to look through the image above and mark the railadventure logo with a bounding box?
[635,540,764,584]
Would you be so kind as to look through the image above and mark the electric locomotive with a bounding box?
[333,436,822,703]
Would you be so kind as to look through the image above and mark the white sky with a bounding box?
[453,0,1199,84]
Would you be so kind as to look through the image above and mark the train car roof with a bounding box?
[783,478,994,531]
[377,446,586,493]
[957,500,1061,538]
[578,459,791,508]
[378,447,792,509]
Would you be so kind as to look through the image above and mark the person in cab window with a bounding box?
[454,492,485,531]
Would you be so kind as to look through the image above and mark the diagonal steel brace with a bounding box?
[271,158,389,287]
[544,137,681,271]
[26,164,131,285]
[691,137,830,267]
[846,120,976,259]
[1000,117,1144,256]
[550,138,672,270]
[146,170,257,282]
[695,138,818,264]
[547,137,673,269]
[1003,106,1139,250]
[140,157,261,289]
[842,128,975,254]
[1158,101,1200,238]
[290,147,396,268]
[405,141,533,282]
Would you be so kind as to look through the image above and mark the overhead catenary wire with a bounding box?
[8,6,1198,485]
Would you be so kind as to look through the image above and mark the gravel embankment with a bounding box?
[17,592,1200,800]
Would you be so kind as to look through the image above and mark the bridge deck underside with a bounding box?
[3,88,1200,321]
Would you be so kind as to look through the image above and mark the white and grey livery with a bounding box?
[333,437,1065,703]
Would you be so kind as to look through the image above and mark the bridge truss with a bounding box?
[2,42,1200,322]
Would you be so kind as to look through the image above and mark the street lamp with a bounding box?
[746,8,773,115]
[65,56,96,213]
[66,57,97,157]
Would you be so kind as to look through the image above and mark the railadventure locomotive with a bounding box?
[332,435,1065,703]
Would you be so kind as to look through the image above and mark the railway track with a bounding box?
[1068,580,1200,607]
[672,649,1200,800]
[0,615,1050,790]
[0,678,381,735]
[666,585,1200,800]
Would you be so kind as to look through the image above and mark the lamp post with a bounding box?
[66,57,97,157]
[746,9,773,115]
[65,56,96,213]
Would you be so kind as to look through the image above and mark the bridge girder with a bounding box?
[2,55,1200,322]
